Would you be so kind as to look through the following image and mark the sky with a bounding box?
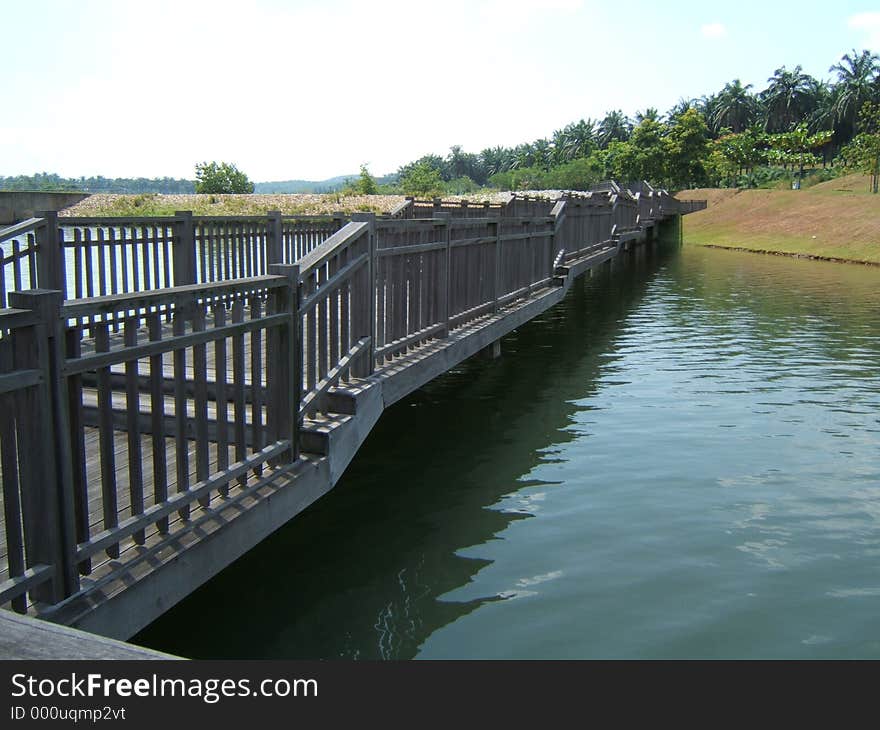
[2,0,879,182]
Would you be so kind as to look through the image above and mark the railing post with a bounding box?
[351,213,376,374]
[8,289,78,603]
[173,210,196,286]
[491,218,501,313]
[268,263,300,463]
[550,200,566,277]
[267,210,284,267]
[435,213,451,336]
[35,211,63,294]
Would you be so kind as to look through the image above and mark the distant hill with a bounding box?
[255,173,398,194]
[255,176,356,194]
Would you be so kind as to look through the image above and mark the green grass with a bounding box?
[681,177,880,265]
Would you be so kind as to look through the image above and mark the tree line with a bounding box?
[0,172,195,194]
[390,48,880,194]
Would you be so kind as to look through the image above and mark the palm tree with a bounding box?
[635,108,662,124]
[480,146,515,177]
[598,110,632,148]
[829,49,880,142]
[667,98,699,122]
[551,119,598,163]
[711,79,759,134]
[761,65,818,132]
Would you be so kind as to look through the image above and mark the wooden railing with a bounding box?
[677,199,708,214]
[0,218,47,309]
[1,276,299,609]
[0,212,343,309]
[0,182,682,615]
[0,304,65,610]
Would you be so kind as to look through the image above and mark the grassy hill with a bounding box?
[678,175,880,265]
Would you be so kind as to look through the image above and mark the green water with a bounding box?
[136,243,880,659]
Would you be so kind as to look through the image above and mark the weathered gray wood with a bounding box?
[0,388,26,612]
[64,314,288,376]
[250,295,264,475]
[213,303,229,493]
[193,305,210,506]
[0,188,672,637]
[124,318,145,544]
[172,312,190,520]
[173,211,195,286]
[232,298,247,487]
[0,608,180,659]
[147,313,169,533]
[94,323,119,559]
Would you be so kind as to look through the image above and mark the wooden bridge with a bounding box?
[0,182,700,643]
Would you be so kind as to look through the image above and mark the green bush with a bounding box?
[194,161,254,194]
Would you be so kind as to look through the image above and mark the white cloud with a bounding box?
[848,11,880,49]
[700,22,727,39]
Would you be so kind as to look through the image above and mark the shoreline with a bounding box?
[685,241,880,267]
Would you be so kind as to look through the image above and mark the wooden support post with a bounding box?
[435,213,451,336]
[550,200,566,278]
[479,339,501,360]
[351,213,376,374]
[35,211,63,294]
[8,289,77,603]
[269,263,300,463]
[173,210,196,286]
[491,219,501,313]
[267,210,283,266]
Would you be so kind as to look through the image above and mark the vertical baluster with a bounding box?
[173,309,190,520]
[199,221,209,283]
[124,317,145,544]
[26,232,37,290]
[318,265,328,384]
[97,228,107,298]
[142,226,152,294]
[120,227,130,295]
[162,225,172,292]
[130,226,141,293]
[329,254,339,377]
[250,295,263,474]
[84,228,94,298]
[108,228,119,297]
[148,313,169,533]
[374,241,384,364]
[340,250,351,374]
[306,274,317,402]
[214,303,229,497]
[64,327,91,574]
[232,298,247,486]
[12,239,21,294]
[0,247,7,308]
[152,228,161,290]
[94,323,119,558]
[0,384,25,611]
[193,304,210,506]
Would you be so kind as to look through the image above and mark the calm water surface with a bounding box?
[137,243,880,659]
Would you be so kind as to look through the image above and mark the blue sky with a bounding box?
[2,0,879,181]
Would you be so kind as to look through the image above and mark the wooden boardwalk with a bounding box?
[0,184,694,643]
